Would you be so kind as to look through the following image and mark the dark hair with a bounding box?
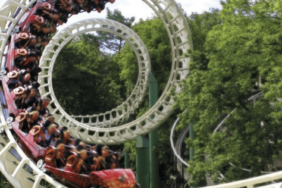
[95,144,102,156]
[54,122,59,128]
[31,81,40,89]
[60,126,68,139]
[71,5,81,14]
[76,145,84,151]
[31,66,42,74]
[54,139,63,147]
[74,139,81,146]
[105,156,112,169]
[35,49,42,56]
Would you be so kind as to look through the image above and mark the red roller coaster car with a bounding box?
[17,2,51,32]
[9,121,139,188]
[5,33,32,72]
[1,0,141,187]
[1,76,21,117]
[11,121,52,162]
[43,166,138,188]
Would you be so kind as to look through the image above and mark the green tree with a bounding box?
[176,0,282,186]
[97,9,135,53]
[115,18,172,96]
[0,173,13,188]
[53,34,124,115]
[119,18,185,186]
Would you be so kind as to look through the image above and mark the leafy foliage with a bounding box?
[0,173,13,188]
[176,0,282,186]
[118,18,180,184]
[115,18,172,96]
[8,1,282,187]
[53,14,175,185]
[53,34,124,115]
[97,8,135,53]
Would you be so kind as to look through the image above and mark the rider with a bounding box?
[17,111,39,132]
[66,149,88,173]
[45,143,66,168]
[30,124,57,146]
[55,126,73,146]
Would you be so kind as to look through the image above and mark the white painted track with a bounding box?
[39,18,152,129]
[171,111,282,188]
[37,0,193,145]
[170,92,282,187]
[0,0,66,187]
[2,0,282,188]
[0,0,192,187]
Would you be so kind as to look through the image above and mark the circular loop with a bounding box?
[1,0,192,145]
[0,1,281,188]
[38,0,192,144]
[39,19,151,128]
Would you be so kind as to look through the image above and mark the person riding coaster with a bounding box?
[7,70,31,89]
[97,145,118,170]
[29,15,45,31]
[35,2,53,16]
[14,32,37,48]
[16,111,39,132]
[54,126,74,146]
[14,52,38,69]
[29,124,57,147]
[14,87,38,109]
[66,149,88,173]
[2,0,140,186]
[55,0,73,12]
[45,143,66,168]
[28,98,50,118]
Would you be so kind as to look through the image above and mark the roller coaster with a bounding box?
[0,0,282,188]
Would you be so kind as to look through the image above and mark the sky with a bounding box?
[60,0,222,29]
[0,0,222,29]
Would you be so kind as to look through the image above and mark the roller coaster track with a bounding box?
[170,117,216,186]
[0,0,192,187]
[38,0,193,145]
[174,124,190,181]
[170,92,282,187]
[1,0,281,187]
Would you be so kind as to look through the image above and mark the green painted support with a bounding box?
[149,73,160,188]
[136,72,160,188]
[189,123,195,188]
[125,115,132,169]
[124,150,129,168]
[136,136,150,188]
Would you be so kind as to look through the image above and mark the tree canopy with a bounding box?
[53,34,124,115]
[5,0,282,187]
[31,1,282,187]
[176,0,282,185]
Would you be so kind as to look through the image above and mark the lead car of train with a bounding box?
[0,0,140,187]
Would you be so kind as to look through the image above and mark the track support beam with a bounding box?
[136,136,149,188]
[149,72,160,188]
[124,150,129,168]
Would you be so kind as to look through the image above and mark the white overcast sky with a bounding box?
[61,0,222,29]
[0,0,222,29]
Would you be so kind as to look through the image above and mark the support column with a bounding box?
[189,123,195,188]
[149,73,160,188]
[125,115,133,169]
[136,136,150,188]
[124,150,129,168]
